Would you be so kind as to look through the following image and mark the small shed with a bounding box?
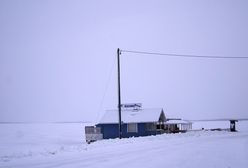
[95,108,166,139]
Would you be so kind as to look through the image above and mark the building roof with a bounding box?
[166,120,192,124]
[98,108,165,124]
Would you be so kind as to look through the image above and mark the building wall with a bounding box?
[96,124,119,139]
[96,123,158,139]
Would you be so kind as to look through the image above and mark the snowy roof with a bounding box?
[98,108,165,124]
[166,120,192,124]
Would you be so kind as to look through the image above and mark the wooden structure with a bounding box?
[164,119,192,133]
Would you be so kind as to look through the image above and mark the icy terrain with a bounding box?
[0,122,248,168]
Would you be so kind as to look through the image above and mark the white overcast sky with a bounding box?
[0,0,248,122]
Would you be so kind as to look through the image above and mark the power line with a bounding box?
[121,49,248,59]
[95,56,116,123]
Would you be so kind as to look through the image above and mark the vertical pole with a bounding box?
[117,48,122,139]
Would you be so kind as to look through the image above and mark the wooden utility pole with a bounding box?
[117,48,122,139]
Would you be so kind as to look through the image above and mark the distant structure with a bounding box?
[230,120,238,132]
[164,119,192,133]
[85,104,192,143]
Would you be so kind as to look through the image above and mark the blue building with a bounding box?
[85,106,166,142]
[97,108,166,139]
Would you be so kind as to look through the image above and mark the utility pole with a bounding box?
[117,48,122,139]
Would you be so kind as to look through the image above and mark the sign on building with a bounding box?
[121,103,142,110]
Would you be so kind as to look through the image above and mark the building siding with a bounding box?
[96,123,158,139]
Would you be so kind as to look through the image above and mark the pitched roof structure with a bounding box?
[98,108,165,124]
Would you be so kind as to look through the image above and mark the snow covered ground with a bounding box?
[0,122,248,168]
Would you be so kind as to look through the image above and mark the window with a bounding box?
[146,123,156,131]
[157,124,165,130]
[127,123,138,133]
